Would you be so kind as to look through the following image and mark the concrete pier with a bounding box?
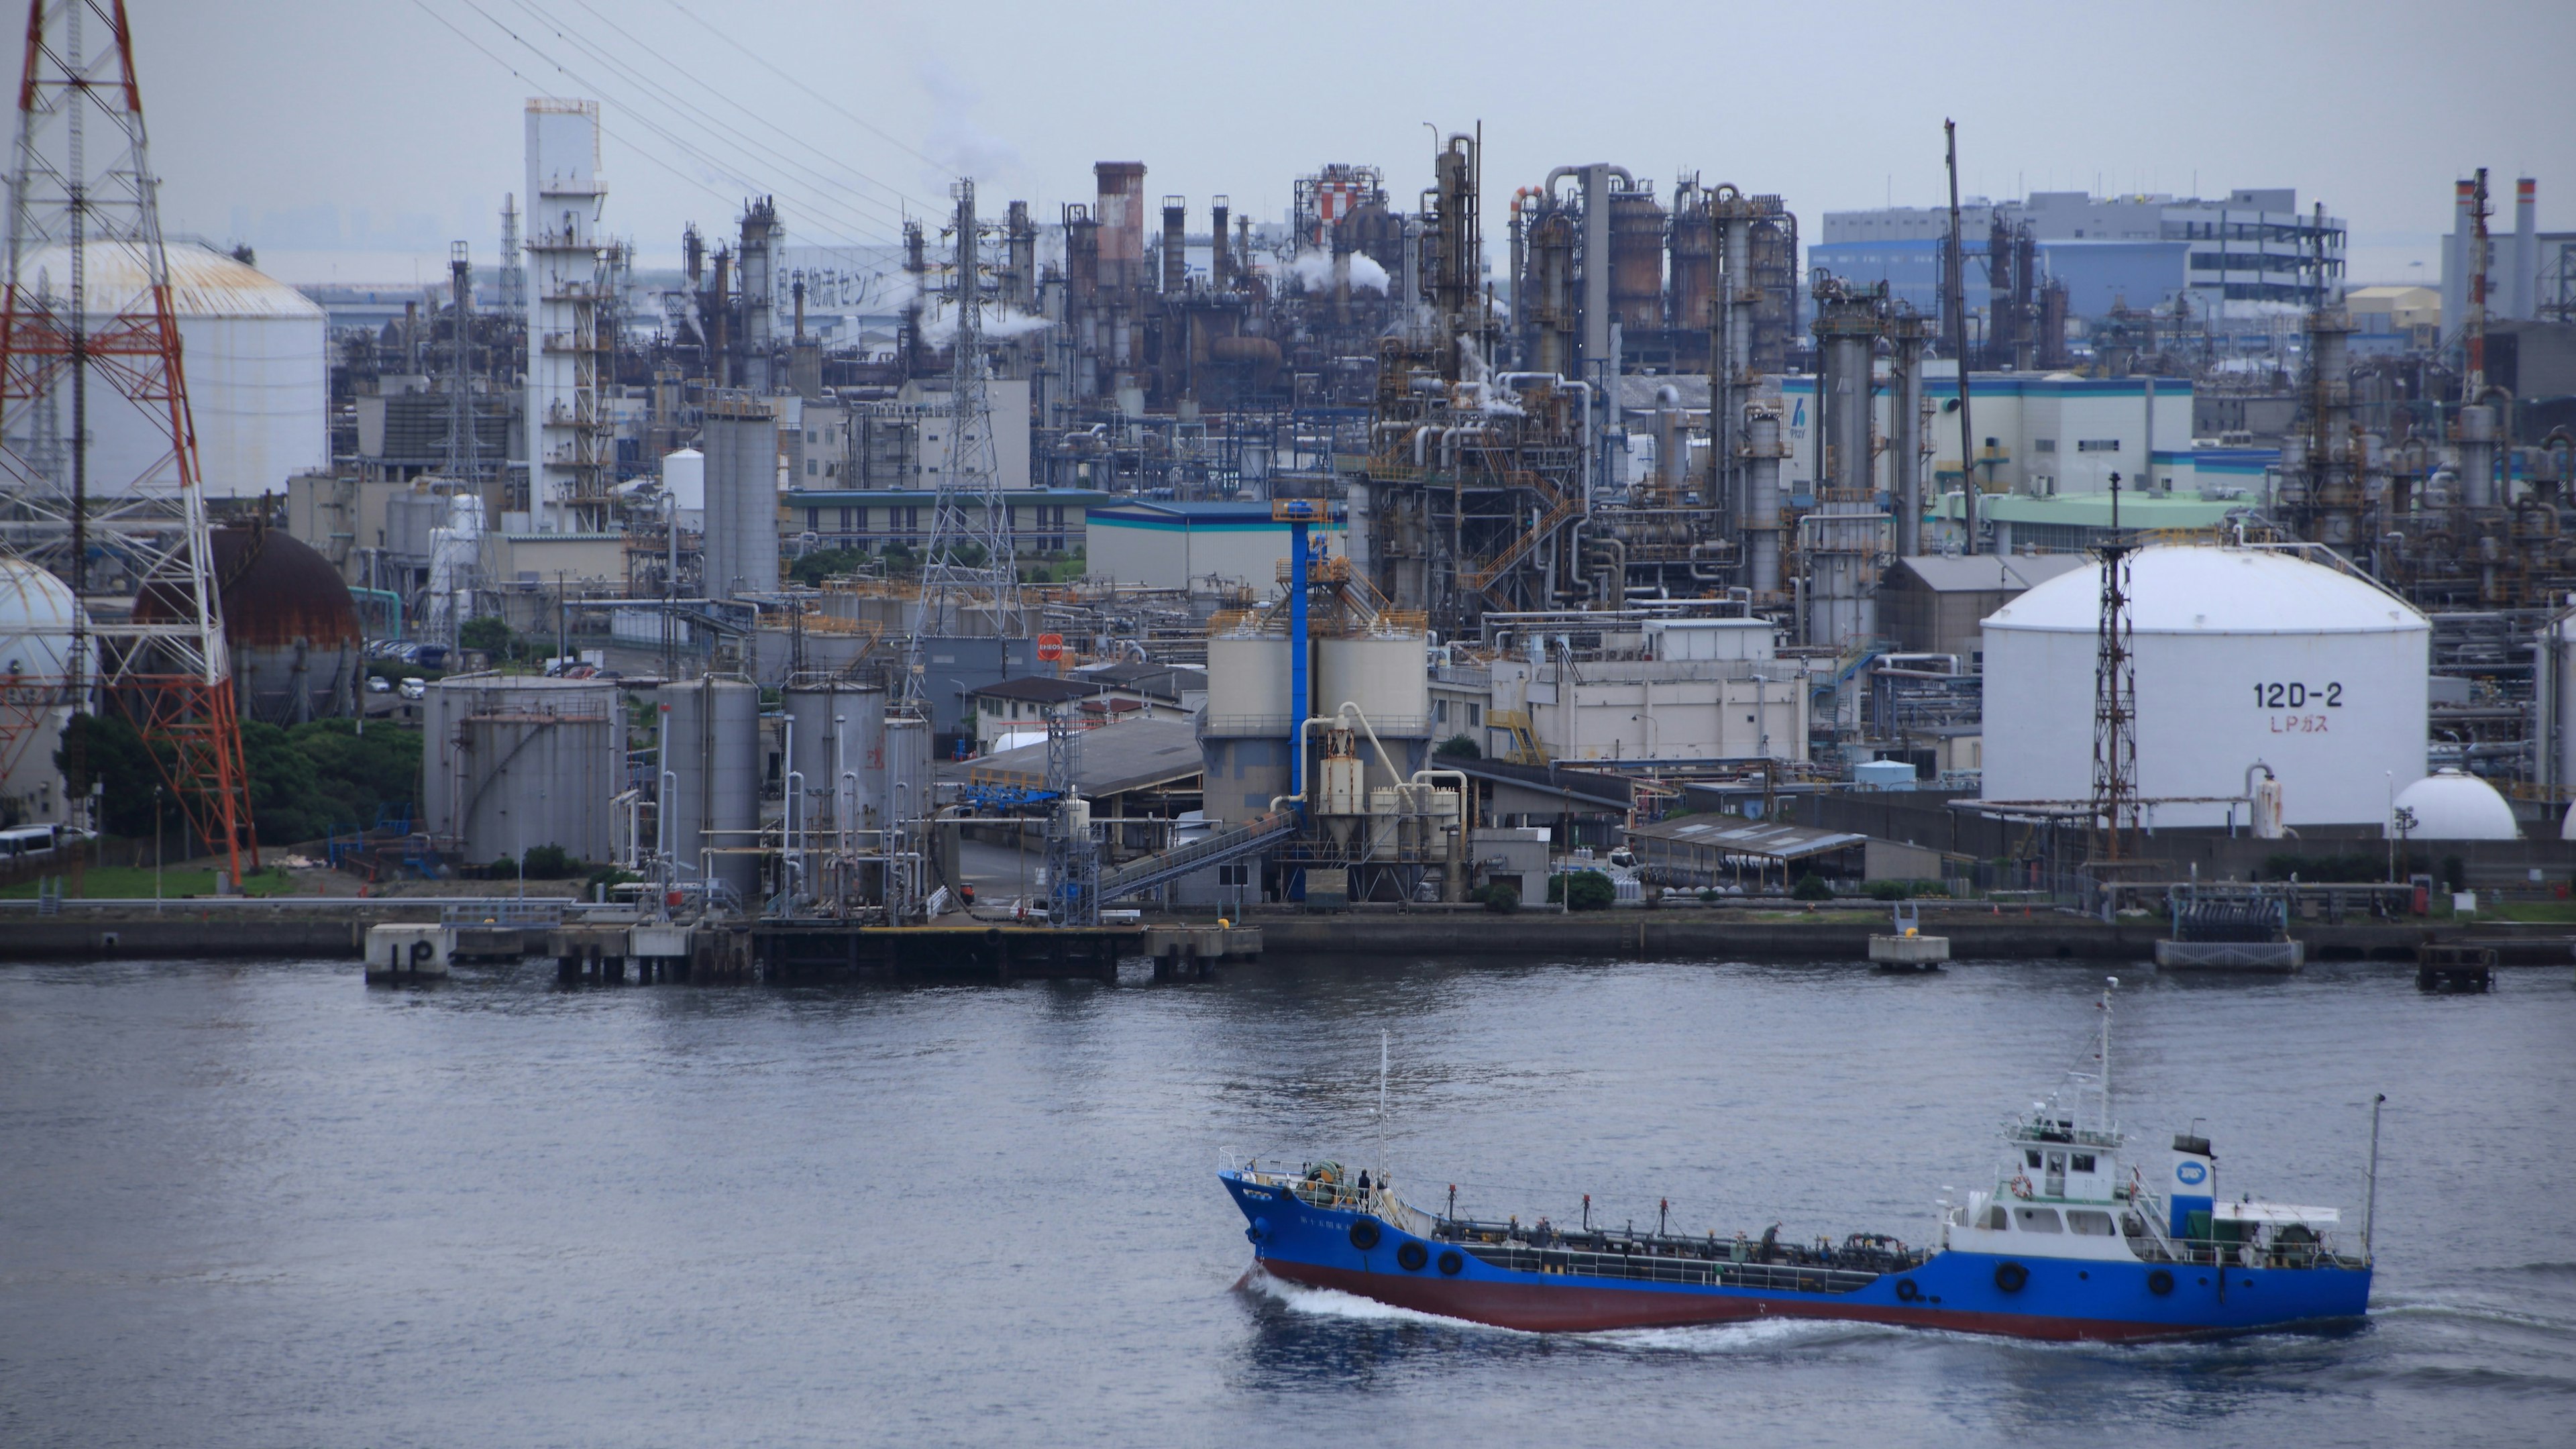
[755,922,1146,983]
[364,924,449,983]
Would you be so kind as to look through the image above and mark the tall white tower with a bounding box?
[523,99,609,533]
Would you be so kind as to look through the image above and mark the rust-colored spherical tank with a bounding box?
[136,523,362,724]
[1609,189,1667,333]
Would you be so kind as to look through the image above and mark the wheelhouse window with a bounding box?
[2025,1150,2043,1169]
[2064,1210,2116,1236]
[2012,1208,2064,1233]
[2072,1154,2096,1173]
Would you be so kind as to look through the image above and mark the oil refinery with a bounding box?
[2,1,2575,967]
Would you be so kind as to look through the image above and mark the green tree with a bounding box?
[237,719,327,845]
[458,614,517,657]
[790,546,869,586]
[1546,869,1616,911]
[285,718,423,830]
[54,712,168,835]
[1790,873,1833,901]
[1434,733,1480,760]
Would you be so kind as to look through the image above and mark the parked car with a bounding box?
[398,677,428,700]
[366,676,392,694]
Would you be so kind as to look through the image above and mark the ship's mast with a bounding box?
[2099,975,2116,1126]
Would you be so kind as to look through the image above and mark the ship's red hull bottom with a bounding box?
[1257,1259,2178,1342]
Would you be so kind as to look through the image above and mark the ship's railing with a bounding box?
[1222,1155,1437,1237]
[1455,1240,1890,1295]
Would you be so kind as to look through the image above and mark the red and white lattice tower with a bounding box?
[0,0,254,877]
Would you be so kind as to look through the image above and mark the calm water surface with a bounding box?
[1,953,2567,1448]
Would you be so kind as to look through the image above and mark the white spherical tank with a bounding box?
[1204,634,1293,734]
[20,242,325,498]
[1315,633,1430,735]
[0,560,89,824]
[2394,768,2518,840]
[1982,546,2429,828]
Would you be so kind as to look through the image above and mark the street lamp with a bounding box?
[153,783,163,912]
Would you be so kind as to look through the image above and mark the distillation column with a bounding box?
[1807,279,1889,647]
[1890,311,1927,557]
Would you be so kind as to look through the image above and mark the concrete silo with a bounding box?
[1981,545,2429,828]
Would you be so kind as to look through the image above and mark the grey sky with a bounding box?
[138,0,2575,286]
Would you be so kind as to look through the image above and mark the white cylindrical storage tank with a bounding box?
[661,447,706,517]
[19,243,326,499]
[1316,633,1431,735]
[1204,633,1293,735]
[2395,768,2518,840]
[0,560,89,824]
[702,405,779,598]
[658,678,763,904]
[1981,546,2430,828]
[422,676,621,863]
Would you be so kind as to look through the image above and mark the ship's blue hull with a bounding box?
[1225,1173,2371,1341]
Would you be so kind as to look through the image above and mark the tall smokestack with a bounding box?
[2512,178,2538,321]
[2445,178,2473,344]
[1210,195,1230,292]
[1161,195,1186,294]
[1093,162,1146,291]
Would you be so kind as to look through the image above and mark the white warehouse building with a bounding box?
[1981,546,2428,828]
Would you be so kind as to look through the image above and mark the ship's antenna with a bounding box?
[2363,1092,2385,1258]
[2100,975,2117,1125]
[1377,1030,1390,1189]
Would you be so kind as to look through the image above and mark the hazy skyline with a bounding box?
[137,0,2576,287]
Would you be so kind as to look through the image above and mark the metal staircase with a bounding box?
[1095,810,1297,903]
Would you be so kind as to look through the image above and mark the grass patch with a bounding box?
[0,863,303,899]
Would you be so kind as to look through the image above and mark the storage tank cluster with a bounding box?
[1199,624,1432,827]
[423,675,623,864]
[1981,546,2431,828]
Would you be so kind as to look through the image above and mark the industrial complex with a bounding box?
[10,1,2576,973]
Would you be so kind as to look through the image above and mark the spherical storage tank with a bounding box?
[2396,768,2518,840]
[1982,546,2428,828]
[0,559,91,824]
[136,523,360,724]
[19,241,326,498]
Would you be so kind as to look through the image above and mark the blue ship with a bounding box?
[1223,983,2375,1341]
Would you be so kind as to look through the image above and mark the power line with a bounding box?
[439,0,900,246]
[650,0,950,177]
[562,0,934,217]
[504,0,922,233]
[402,0,845,239]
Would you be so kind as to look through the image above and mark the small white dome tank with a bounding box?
[2395,768,2518,840]
[1982,545,2430,828]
